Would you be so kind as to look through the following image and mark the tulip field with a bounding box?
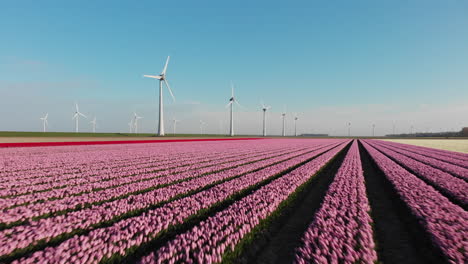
[0,138,466,264]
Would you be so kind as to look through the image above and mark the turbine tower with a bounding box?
[347,122,351,137]
[40,113,48,132]
[199,120,205,135]
[133,112,143,134]
[260,101,271,137]
[281,106,287,137]
[143,56,175,136]
[225,82,241,137]
[90,117,97,133]
[372,124,375,137]
[72,103,86,133]
[294,114,299,137]
[172,118,180,135]
[128,119,133,133]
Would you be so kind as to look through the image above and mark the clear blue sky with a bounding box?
[1,0,467,136]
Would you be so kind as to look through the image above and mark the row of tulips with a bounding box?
[378,140,468,163]
[138,142,349,264]
[1,140,345,260]
[295,141,378,264]
[367,141,468,206]
[362,140,468,263]
[0,142,216,175]
[0,145,294,207]
[371,140,468,180]
[1,144,317,225]
[0,142,264,186]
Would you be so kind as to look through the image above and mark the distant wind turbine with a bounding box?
[225,82,242,137]
[281,106,287,137]
[294,113,299,137]
[90,117,97,133]
[347,122,351,137]
[200,120,205,135]
[260,100,271,137]
[372,124,375,137]
[143,56,175,136]
[133,112,143,134]
[72,103,86,133]
[172,118,180,134]
[128,119,133,133]
[40,113,48,132]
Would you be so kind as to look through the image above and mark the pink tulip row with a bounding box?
[295,141,378,264]
[10,140,348,263]
[371,140,468,180]
[366,141,468,206]
[378,140,468,162]
[362,141,468,263]
[138,142,349,264]
[0,144,313,225]
[0,143,205,175]
[0,146,291,206]
[0,143,253,185]
[0,143,330,257]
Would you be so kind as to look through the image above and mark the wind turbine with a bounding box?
[199,120,205,135]
[133,112,143,134]
[128,119,134,133]
[72,103,86,133]
[90,117,97,133]
[225,82,242,137]
[260,101,271,137]
[172,118,180,134]
[40,113,48,132]
[347,122,351,137]
[281,106,287,137]
[143,56,175,136]
[294,113,299,137]
[372,124,375,137]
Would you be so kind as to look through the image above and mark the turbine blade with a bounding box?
[79,112,87,118]
[164,79,175,101]
[225,101,233,108]
[230,81,234,97]
[162,56,170,75]
[143,75,162,79]
[75,103,79,112]
[73,113,78,119]
[235,100,245,109]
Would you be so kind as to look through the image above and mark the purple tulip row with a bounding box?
[138,142,349,264]
[295,141,377,264]
[371,140,468,180]
[1,140,344,258]
[362,140,468,263]
[366,141,468,206]
[0,144,312,225]
[10,140,348,263]
[0,146,292,207]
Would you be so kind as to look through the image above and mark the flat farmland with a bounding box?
[0,139,466,264]
[384,139,468,153]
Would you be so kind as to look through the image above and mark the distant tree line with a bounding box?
[386,127,468,138]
